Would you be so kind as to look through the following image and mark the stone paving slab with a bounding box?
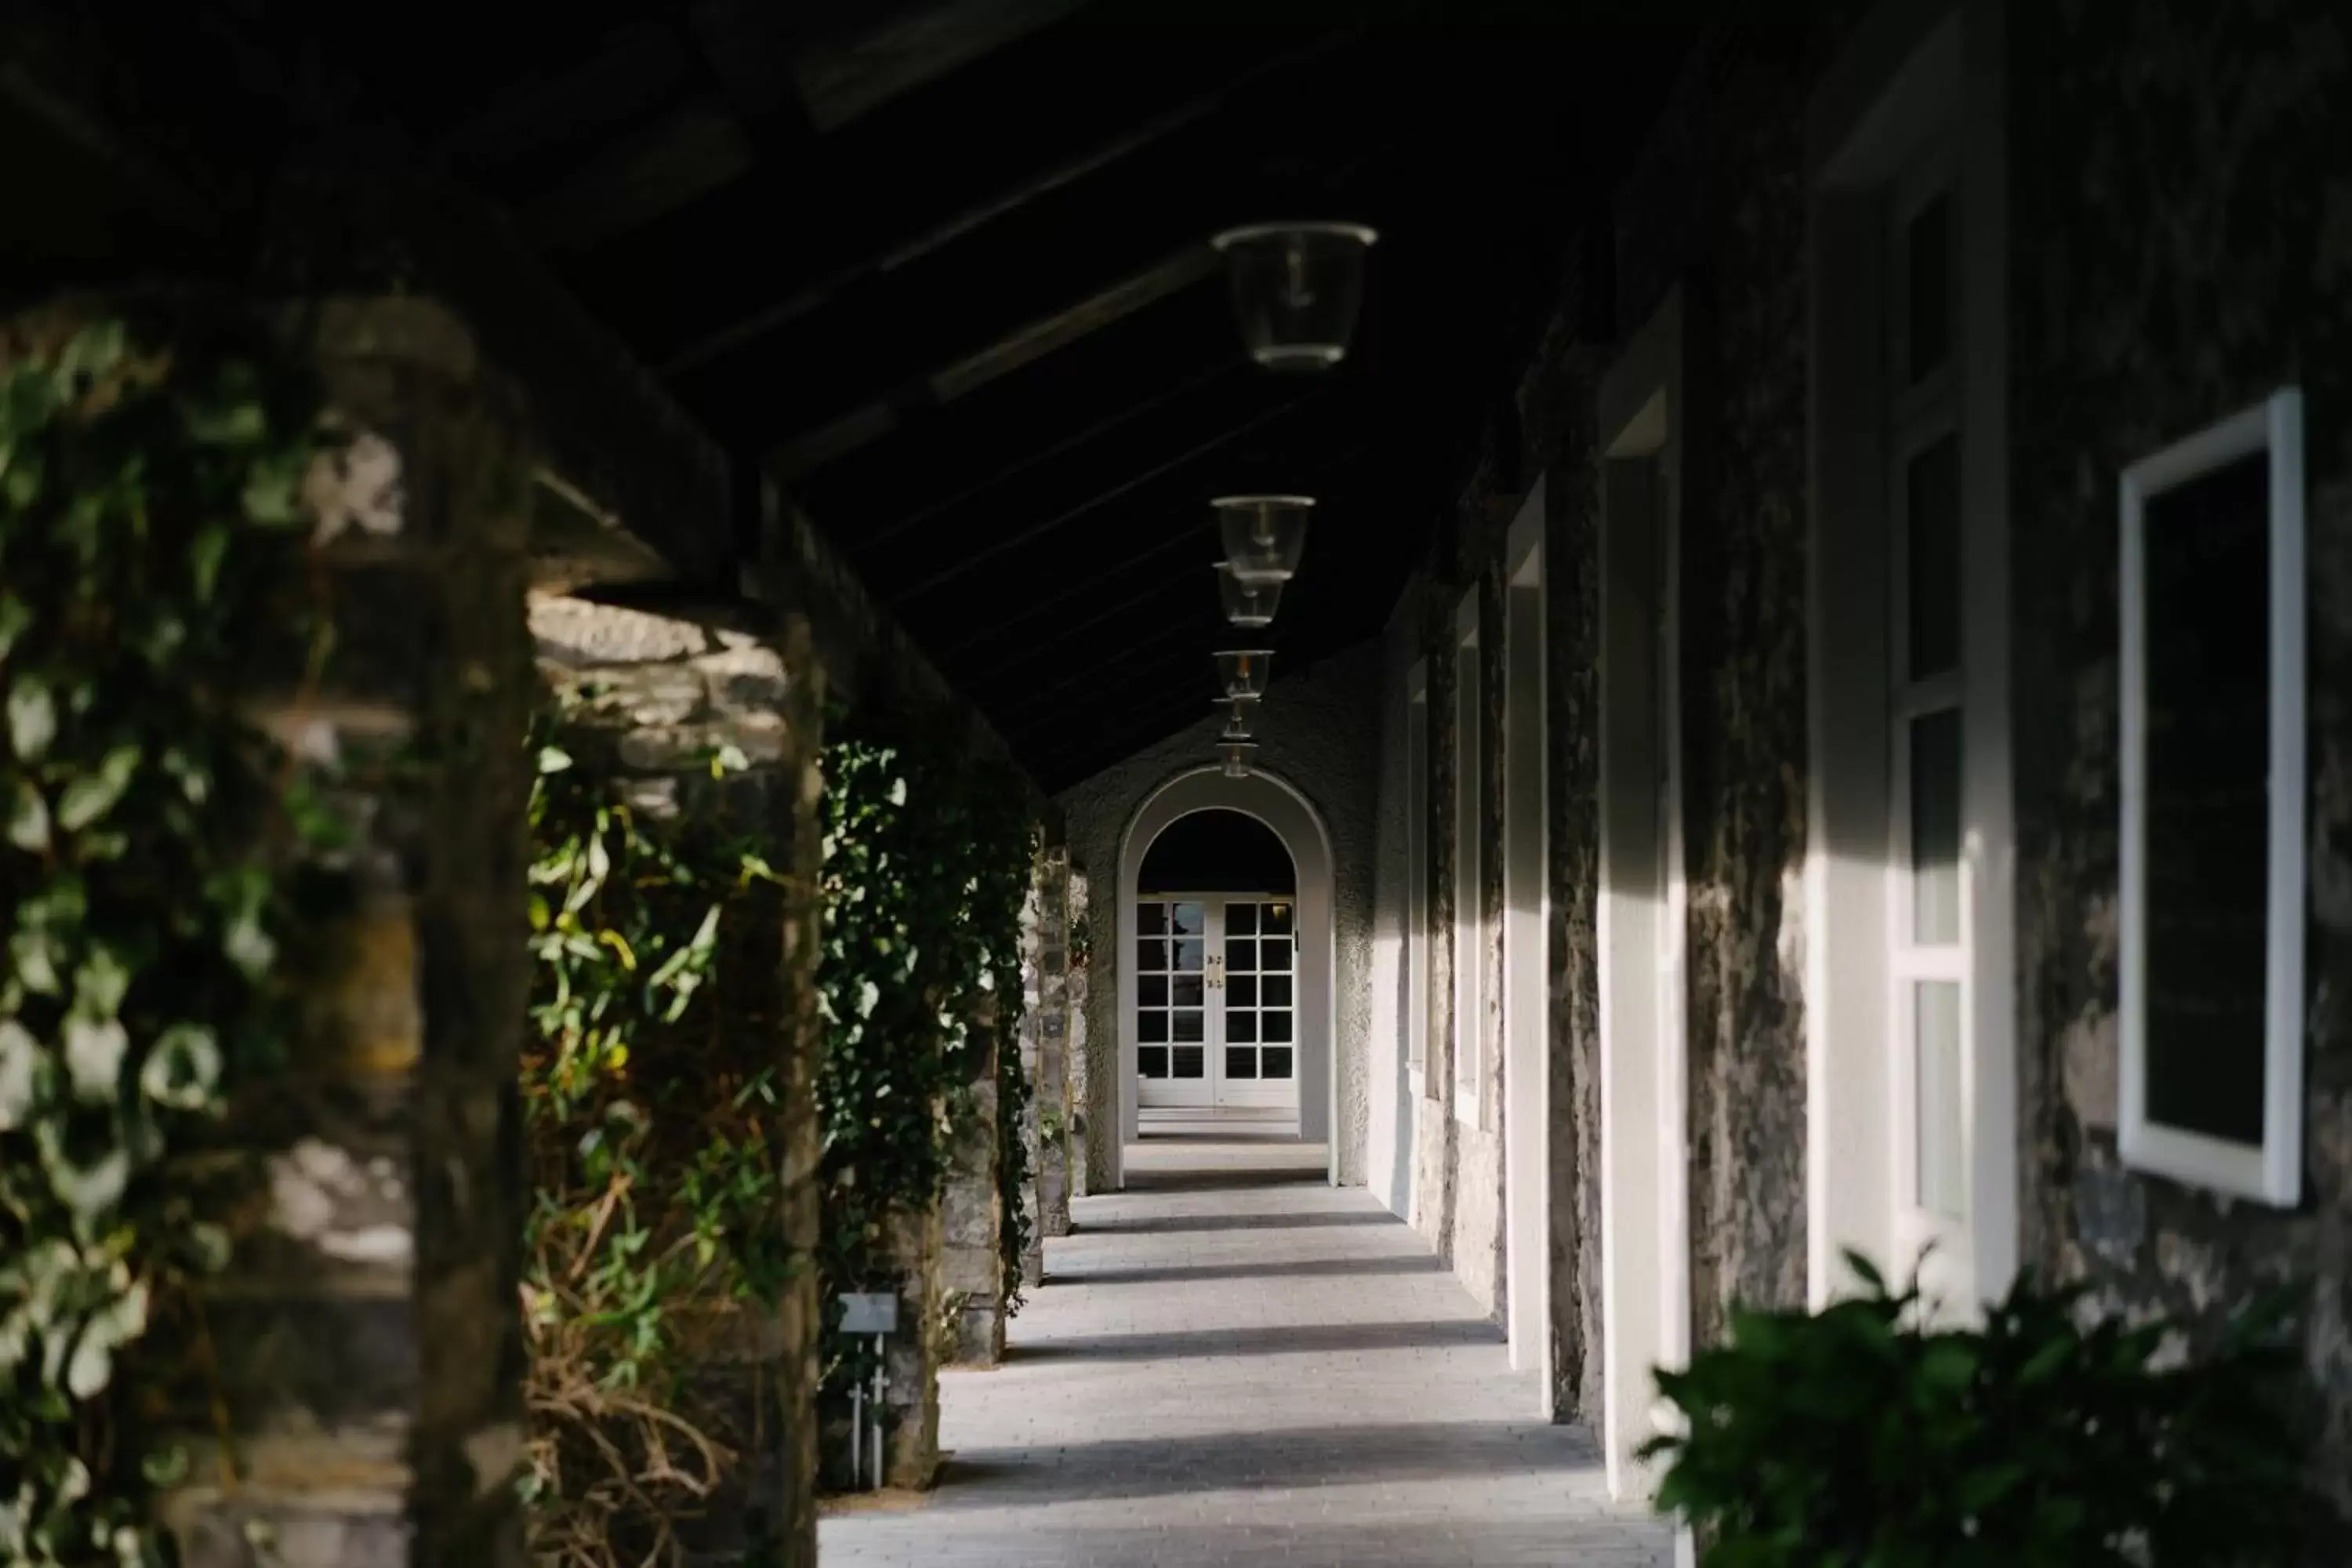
[819,1139,1672,1566]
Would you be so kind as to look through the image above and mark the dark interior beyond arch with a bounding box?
[1139,808,1297,895]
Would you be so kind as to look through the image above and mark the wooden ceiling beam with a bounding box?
[431,21,691,176]
[523,100,757,252]
[889,389,1328,604]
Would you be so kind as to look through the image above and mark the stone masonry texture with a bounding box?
[155,297,533,1568]
[528,590,827,1565]
[942,998,1007,1367]
[2008,0,2352,1509]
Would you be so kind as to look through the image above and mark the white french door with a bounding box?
[1135,895,1298,1111]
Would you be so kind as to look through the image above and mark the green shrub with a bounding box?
[1643,1252,2343,1566]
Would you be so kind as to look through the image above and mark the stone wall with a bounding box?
[941,998,1006,1367]
[2007,0,2352,1502]
[152,299,535,1568]
[1610,18,1835,1348]
[525,590,826,1563]
[1033,848,1076,1246]
[1065,867,1094,1203]
[1370,6,1864,1401]
[1058,642,1381,1193]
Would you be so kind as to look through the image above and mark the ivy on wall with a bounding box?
[0,315,336,1564]
[520,728,799,1567]
[815,713,1035,1406]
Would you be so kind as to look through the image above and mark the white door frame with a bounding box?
[1134,892,1305,1113]
[1113,766,1339,1189]
[1595,288,1691,1502]
[1501,482,1552,1399]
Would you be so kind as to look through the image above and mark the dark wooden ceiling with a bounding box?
[13,0,1703,789]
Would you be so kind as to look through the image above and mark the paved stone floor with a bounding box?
[819,1138,1673,1566]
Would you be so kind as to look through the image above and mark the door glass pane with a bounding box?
[1911,707,1962,946]
[1172,975,1203,1008]
[1225,938,1254,973]
[1138,904,1167,936]
[1261,1047,1294,1080]
[1138,1046,1169,1078]
[1261,936,1291,972]
[1173,938,1204,972]
[1171,903,1206,935]
[1263,975,1291,1008]
[1915,980,1966,1218]
[1172,1045,1204,1078]
[1172,1010,1203,1043]
[1228,1011,1257,1044]
[1263,902,1294,935]
[1907,432,1961,681]
[1229,904,1258,935]
[1136,938,1166,971]
[1229,975,1257,1007]
[1225,1047,1258,1080]
[1139,975,1168,1007]
[1261,1011,1292,1044]
[1907,191,1951,385]
[1138,1011,1167,1044]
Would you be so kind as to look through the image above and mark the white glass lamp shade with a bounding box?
[1215,648,1273,699]
[1219,741,1258,779]
[1214,495,1312,585]
[1211,221,1378,371]
[1215,560,1284,628]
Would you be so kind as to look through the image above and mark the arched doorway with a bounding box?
[1134,809,1300,1123]
[1114,765,1337,1188]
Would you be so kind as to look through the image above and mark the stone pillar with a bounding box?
[1035,848,1074,1244]
[1065,867,1094,1200]
[159,299,532,1567]
[939,999,1006,1366]
[879,1203,942,1488]
[1014,878,1047,1279]
[524,593,824,1566]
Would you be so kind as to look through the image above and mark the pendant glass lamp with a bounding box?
[1219,741,1258,779]
[1216,560,1283,628]
[1211,221,1378,371]
[1214,495,1312,584]
[1220,698,1256,742]
[1215,648,1273,699]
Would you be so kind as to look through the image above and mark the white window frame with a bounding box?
[1501,487,1552,1393]
[1883,137,1973,1280]
[1593,288,1690,1504]
[1454,587,1488,1127]
[1806,0,2016,1312]
[2118,387,2306,1207]
[1408,661,1431,1091]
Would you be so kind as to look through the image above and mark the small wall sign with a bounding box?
[838,1291,899,1335]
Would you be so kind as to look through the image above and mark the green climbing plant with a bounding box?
[814,710,1035,1417]
[519,724,800,1567]
[0,312,337,1565]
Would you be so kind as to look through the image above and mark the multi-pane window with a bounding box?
[1220,900,1296,1083]
[1137,897,1295,1105]
[1135,900,1207,1084]
[1889,162,1966,1222]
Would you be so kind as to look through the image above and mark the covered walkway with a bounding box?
[821,1140,1670,1566]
